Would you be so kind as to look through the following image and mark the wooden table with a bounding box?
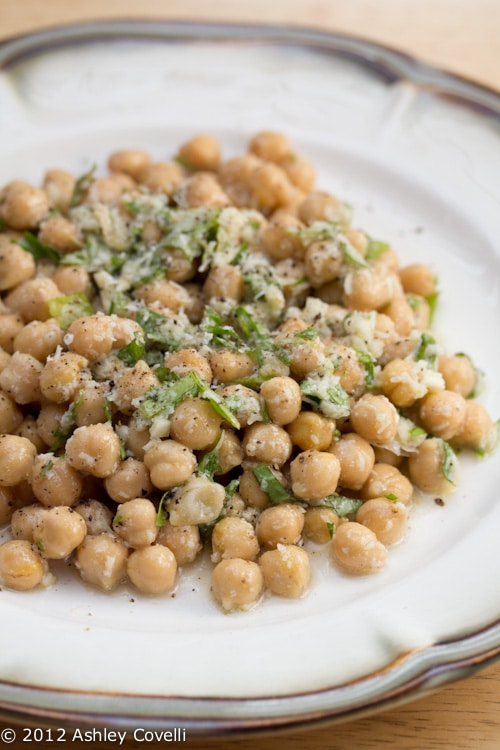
[1,2,499,748]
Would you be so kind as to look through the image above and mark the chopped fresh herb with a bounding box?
[252,463,294,504]
[409,424,427,438]
[112,514,124,527]
[384,493,398,502]
[355,349,376,389]
[117,334,146,366]
[40,459,54,477]
[103,398,113,424]
[201,307,243,350]
[295,327,318,340]
[70,164,97,207]
[50,391,84,451]
[319,495,363,517]
[225,478,240,498]
[441,440,456,485]
[47,293,94,329]
[326,521,336,538]
[416,332,438,367]
[197,433,224,480]
[15,231,60,264]
[365,238,389,261]
[155,493,169,527]
[426,291,439,323]
[36,540,45,552]
[190,372,241,430]
[140,374,199,419]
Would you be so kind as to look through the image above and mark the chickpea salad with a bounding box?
[0,131,497,612]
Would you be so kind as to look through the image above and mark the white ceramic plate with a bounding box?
[1,21,500,733]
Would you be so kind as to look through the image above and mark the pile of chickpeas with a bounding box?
[0,131,497,612]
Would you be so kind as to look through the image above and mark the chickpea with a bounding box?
[36,402,67,447]
[84,177,122,206]
[329,432,375,491]
[328,343,366,395]
[5,277,61,323]
[13,319,63,362]
[212,516,260,562]
[259,212,305,261]
[248,131,290,162]
[212,558,264,612]
[0,539,47,590]
[438,354,476,397]
[218,384,263,428]
[51,265,91,295]
[113,360,159,415]
[350,393,399,445]
[38,216,81,252]
[74,499,113,535]
[452,400,496,451]
[133,278,192,312]
[39,351,89,404]
[0,239,36,291]
[304,240,343,288]
[166,475,225,526]
[179,134,221,171]
[76,532,129,591]
[0,313,24,353]
[203,265,245,301]
[170,397,222,451]
[399,263,436,298]
[408,437,457,495]
[260,376,302,426]
[176,172,230,209]
[208,349,256,384]
[344,265,395,312]
[303,506,340,544]
[361,463,414,505]
[30,454,83,508]
[238,466,271,510]
[298,190,349,226]
[127,545,177,595]
[112,498,158,549]
[290,450,341,501]
[107,149,150,180]
[104,458,152,503]
[157,523,202,565]
[66,314,118,361]
[33,506,87,559]
[10,503,47,541]
[165,349,212,383]
[218,154,261,207]
[143,439,197,490]
[356,498,408,546]
[259,544,310,598]
[0,434,36,486]
[287,411,335,451]
[248,162,293,214]
[65,423,122,478]
[0,351,43,404]
[213,430,243,475]
[0,390,23,434]
[140,161,185,196]
[380,358,428,408]
[330,521,387,575]
[279,155,315,193]
[276,328,326,379]
[242,422,293,467]
[74,380,111,426]
[42,169,76,212]
[0,180,50,230]
[0,349,11,373]
[418,390,467,441]
[256,504,304,549]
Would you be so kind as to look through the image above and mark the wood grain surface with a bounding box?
[0,2,499,748]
